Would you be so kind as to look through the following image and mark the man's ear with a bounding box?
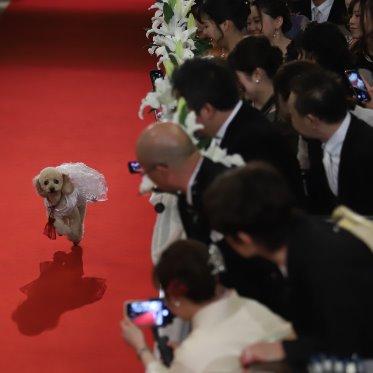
[200,103,215,120]
[62,174,74,195]
[33,176,47,197]
[306,114,320,129]
[226,231,255,258]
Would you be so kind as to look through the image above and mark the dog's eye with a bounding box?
[44,180,49,186]
[54,179,59,184]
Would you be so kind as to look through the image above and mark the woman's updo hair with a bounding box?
[254,0,292,33]
[228,36,283,79]
[154,239,216,304]
[200,0,250,31]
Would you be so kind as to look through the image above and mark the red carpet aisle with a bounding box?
[0,0,157,371]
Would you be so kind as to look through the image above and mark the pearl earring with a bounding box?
[255,79,260,84]
[173,301,181,307]
[273,29,279,38]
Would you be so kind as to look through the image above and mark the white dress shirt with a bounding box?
[322,112,351,196]
[146,290,293,373]
[214,100,243,146]
[311,0,334,23]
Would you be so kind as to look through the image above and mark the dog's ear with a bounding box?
[62,174,74,195]
[33,175,47,197]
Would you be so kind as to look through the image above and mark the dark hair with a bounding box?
[349,0,361,16]
[291,70,348,123]
[171,57,240,112]
[273,60,320,101]
[297,22,354,77]
[191,0,204,22]
[200,0,250,31]
[204,162,295,252]
[254,0,292,33]
[228,36,283,79]
[154,240,217,303]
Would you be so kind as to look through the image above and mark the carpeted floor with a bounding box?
[0,0,157,371]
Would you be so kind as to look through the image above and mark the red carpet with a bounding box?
[0,0,158,371]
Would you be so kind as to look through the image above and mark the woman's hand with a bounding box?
[240,341,285,367]
[120,317,146,351]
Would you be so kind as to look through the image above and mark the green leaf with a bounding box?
[177,98,188,125]
[187,13,196,30]
[163,2,174,24]
[163,59,175,77]
[168,0,176,9]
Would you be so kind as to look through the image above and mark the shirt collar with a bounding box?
[186,156,204,205]
[192,290,242,330]
[215,100,243,142]
[311,0,334,13]
[323,112,351,155]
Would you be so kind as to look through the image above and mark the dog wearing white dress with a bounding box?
[33,163,107,245]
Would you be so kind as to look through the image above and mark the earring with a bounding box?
[255,79,260,84]
[173,301,181,307]
[273,29,279,38]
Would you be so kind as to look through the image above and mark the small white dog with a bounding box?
[33,163,107,245]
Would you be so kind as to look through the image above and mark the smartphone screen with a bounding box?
[127,161,142,174]
[345,70,371,103]
[126,299,173,327]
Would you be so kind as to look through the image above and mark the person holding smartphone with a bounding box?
[121,240,293,373]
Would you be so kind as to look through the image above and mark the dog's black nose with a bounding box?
[49,187,55,192]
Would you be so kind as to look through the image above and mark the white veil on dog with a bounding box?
[56,162,108,202]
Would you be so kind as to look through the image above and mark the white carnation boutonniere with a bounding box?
[202,140,245,167]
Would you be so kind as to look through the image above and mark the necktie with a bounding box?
[322,149,338,196]
[313,7,322,23]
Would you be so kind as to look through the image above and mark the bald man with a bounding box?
[136,123,290,318]
[136,122,229,243]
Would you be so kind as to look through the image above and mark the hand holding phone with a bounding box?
[345,69,371,104]
[126,298,173,327]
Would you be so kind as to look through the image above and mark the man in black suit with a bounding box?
[288,68,373,215]
[171,57,304,204]
[136,121,290,317]
[293,0,346,25]
[204,162,373,368]
[136,121,228,245]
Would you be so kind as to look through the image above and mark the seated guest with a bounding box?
[288,68,373,215]
[121,239,293,373]
[297,22,354,84]
[347,0,362,47]
[228,36,282,121]
[204,162,373,368]
[254,0,293,57]
[294,0,347,26]
[171,57,304,203]
[136,122,228,244]
[198,0,249,55]
[247,1,263,36]
[351,0,373,75]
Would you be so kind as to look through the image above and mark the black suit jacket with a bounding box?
[307,115,373,215]
[177,156,291,317]
[294,0,347,25]
[283,214,373,364]
[177,157,228,244]
[220,101,305,204]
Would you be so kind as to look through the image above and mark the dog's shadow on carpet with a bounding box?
[12,245,107,336]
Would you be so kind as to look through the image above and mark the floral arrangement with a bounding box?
[138,0,244,194]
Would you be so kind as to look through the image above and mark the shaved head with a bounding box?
[136,122,197,169]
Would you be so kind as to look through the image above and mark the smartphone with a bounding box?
[127,161,142,174]
[345,69,371,104]
[126,298,173,327]
[149,69,164,91]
